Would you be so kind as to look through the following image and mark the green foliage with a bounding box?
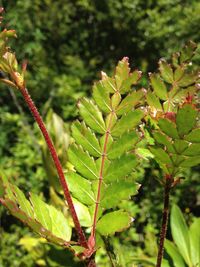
[165,205,200,267]
[0,5,199,265]
[147,41,200,178]
[0,173,72,247]
[67,57,143,237]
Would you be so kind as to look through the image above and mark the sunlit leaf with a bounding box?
[78,98,106,134]
[171,205,192,266]
[68,144,98,180]
[96,210,132,235]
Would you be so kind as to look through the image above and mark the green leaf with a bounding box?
[115,57,130,90]
[189,218,200,267]
[178,72,197,87]
[183,143,200,156]
[96,210,132,235]
[158,118,179,139]
[159,59,174,83]
[146,91,163,111]
[111,92,121,109]
[65,172,95,205]
[71,121,101,157]
[101,180,140,209]
[73,198,92,227]
[0,180,72,245]
[116,90,144,115]
[78,98,106,134]
[180,41,197,63]
[174,65,185,82]
[105,154,137,182]
[100,72,116,93]
[165,239,186,267]
[92,81,112,113]
[68,144,98,180]
[176,104,198,137]
[29,194,72,242]
[107,131,139,159]
[172,85,196,103]
[11,185,33,217]
[149,73,168,100]
[46,203,72,240]
[179,156,200,167]
[120,70,142,94]
[153,131,175,153]
[173,140,188,154]
[112,109,143,137]
[150,147,172,165]
[171,205,192,266]
[184,128,200,143]
[30,193,52,231]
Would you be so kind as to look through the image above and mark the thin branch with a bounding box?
[156,175,172,267]
[19,86,87,248]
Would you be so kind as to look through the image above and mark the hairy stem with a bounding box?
[156,176,172,267]
[19,87,87,248]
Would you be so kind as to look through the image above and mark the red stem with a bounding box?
[91,113,114,240]
[156,176,172,267]
[19,87,87,248]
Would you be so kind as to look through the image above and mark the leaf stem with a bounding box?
[90,113,114,241]
[156,175,172,267]
[19,86,88,248]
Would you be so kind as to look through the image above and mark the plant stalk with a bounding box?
[19,86,87,248]
[91,113,114,240]
[156,176,172,267]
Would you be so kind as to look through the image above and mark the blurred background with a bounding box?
[0,1,199,266]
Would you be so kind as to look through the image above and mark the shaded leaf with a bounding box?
[173,140,188,154]
[176,104,198,137]
[96,210,132,235]
[153,131,175,153]
[158,118,179,139]
[184,128,200,143]
[179,156,200,167]
[150,147,172,165]
[183,143,200,156]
